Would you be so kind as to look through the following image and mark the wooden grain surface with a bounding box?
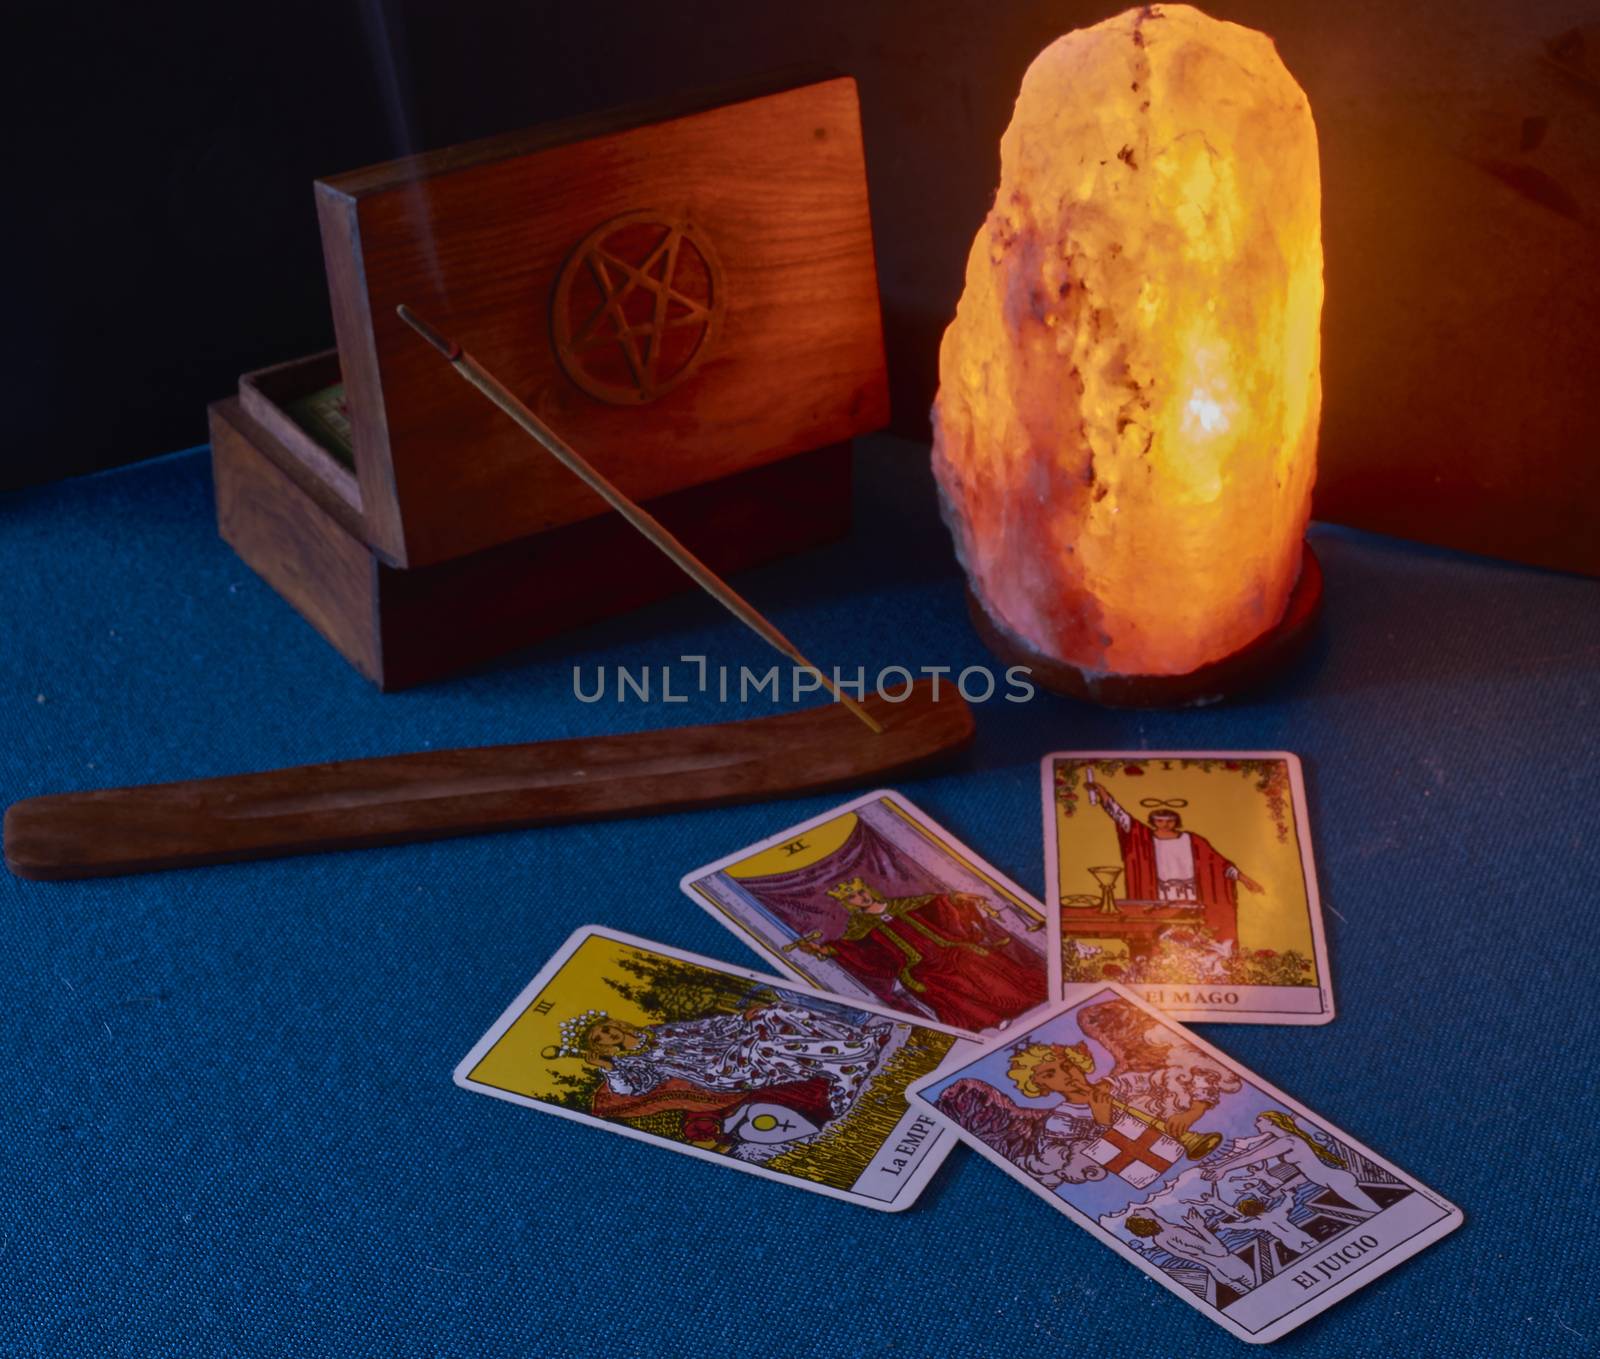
[211,392,853,691]
[316,75,888,568]
[4,682,973,880]
[237,350,361,514]
[373,439,852,690]
[211,398,383,680]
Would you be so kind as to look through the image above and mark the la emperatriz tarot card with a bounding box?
[455,928,973,1210]
[1044,751,1334,1024]
[906,987,1461,1343]
[680,789,1058,1039]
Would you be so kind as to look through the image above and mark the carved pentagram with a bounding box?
[551,212,722,405]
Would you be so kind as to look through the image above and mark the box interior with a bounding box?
[238,350,364,520]
[282,383,354,471]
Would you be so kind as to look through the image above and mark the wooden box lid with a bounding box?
[313,74,887,568]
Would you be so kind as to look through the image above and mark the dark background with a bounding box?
[6,0,1597,570]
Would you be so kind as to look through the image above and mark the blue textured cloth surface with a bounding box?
[1,438,1596,1358]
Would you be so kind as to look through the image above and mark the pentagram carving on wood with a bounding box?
[551,212,723,406]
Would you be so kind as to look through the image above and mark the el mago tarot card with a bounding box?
[906,987,1461,1343]
[1043,752,1334,1024]
[680,789,1058,1039]
[455,928,973,1211]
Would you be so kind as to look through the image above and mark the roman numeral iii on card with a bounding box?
[904,987,1462,1343]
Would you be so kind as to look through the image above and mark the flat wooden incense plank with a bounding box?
[5,683,972,880]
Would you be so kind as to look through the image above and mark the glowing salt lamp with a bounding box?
[933,4,1323,705]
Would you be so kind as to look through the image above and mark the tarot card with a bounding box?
[680,788,1057,1038]
[454,927,971,1211]
[906,987,1461,1343]
[1044,752,1334,1024]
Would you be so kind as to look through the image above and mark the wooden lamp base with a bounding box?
[966,542,1324,708]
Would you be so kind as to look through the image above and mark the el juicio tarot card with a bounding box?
[680,789,1058,1039]
[906,986,1461,1343]
[1044,752,1334,1024]
[455,927,972,1210]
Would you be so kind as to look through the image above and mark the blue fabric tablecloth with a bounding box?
[1,438,1596,1357]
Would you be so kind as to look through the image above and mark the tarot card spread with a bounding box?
[455,928,970,1210]
[906,987,1461,1343]
[1044,752,1334,1024]
[680,789,1057,1038]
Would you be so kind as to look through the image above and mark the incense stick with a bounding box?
[397,304,884,735]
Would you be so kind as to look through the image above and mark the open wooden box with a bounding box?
[209,75,887,689]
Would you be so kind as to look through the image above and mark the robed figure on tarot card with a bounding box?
[791,876,1046,1031]
[1088,774,1262,948]
[554,1003,894,1156]
[682,791,1053,1036]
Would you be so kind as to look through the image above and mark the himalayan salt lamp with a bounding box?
[933,4,1323,706]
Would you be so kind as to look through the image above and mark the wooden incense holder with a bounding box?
[967,543,1324,708]
[4,682,971,881]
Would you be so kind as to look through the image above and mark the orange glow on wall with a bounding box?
[933,4,1322,679]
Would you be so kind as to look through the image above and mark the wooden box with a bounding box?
[210,75,887,688]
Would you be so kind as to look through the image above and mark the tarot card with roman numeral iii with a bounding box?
[455,927,971,1210]
[906,986,1461,1342]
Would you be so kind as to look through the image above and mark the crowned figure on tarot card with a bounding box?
[793,876,1047,1030]
[553,1003,893,1130]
